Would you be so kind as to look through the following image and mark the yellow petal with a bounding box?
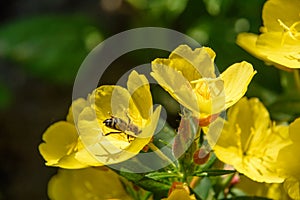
[262,0,300,32]
[289,118,300,143]
[38,121,88,169]
[257,33,300,69]
[168,45,216,79]
[48,167,132,200]
[152,45,216,85]
[151,61,199,115]
[127,70,152,119]
[125,105,161,154]
[236,33,268,61]
[166,189,195,200]
[162,182,196,200]
[77,106,114,146]
[75,141,103,166]
[78,105,161,165]
[92,85,141,127]
[277,118,300,178]
[284,177,300,200]
[66,98,89,124]
[50,153,88,169]
[236,176,290,200]
[237,32,300,70]
[220,61,256,109]
[78,79,161,165]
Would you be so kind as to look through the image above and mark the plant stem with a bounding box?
[148,142,177,169]
[189,176,201,189]
[293,69,300,93]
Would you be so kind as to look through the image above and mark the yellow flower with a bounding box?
[165,189,196,200]
[207,97,291,183]
[39,98,101,169]
[161,182,196,200]
[277,118,300,199]
[284,177,300,200]
[236,0,300,70]
[77,70,161,165]
[151,45,255,124]
[236,176,291,200]
[48,167,132,200]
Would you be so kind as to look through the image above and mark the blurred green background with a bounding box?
[0,0,292,199]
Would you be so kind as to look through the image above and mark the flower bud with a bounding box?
[193,147,210,165]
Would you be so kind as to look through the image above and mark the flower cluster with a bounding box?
[237,0,300,70]
[39,44,257,199]
[39,0,300,198]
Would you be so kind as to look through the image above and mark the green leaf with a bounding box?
[118,170,170,196]
[0,15,103,84]
[192,177,215,200]
[145,171,180,180]
[193,169,236,177]
[120,177,153,200]
[136,179,170,195]
[119,170,145,182]
[221,197,272,200]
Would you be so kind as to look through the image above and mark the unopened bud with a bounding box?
[193,147,210,165]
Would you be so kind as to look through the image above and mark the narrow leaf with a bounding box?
[145,171,180,180]
[193,169,236,177]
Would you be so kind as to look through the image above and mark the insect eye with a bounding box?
[103,119,110,124]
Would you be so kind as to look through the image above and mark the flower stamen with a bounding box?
[278,18,300,45]
[191,79,211,100]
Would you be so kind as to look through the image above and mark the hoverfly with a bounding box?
[103,115,141,142]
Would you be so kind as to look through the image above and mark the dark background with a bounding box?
[0,0,286,199]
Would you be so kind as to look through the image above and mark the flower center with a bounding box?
[278,16,300,45]
[190,79,211,101]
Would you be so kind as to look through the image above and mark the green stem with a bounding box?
[293,69,300,93]
[189,176,201,189]
[148,143,177,169]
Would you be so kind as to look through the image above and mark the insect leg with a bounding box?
[104,131,122,136]
[104,131,132,143]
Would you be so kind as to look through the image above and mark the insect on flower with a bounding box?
[103,115,141,142]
